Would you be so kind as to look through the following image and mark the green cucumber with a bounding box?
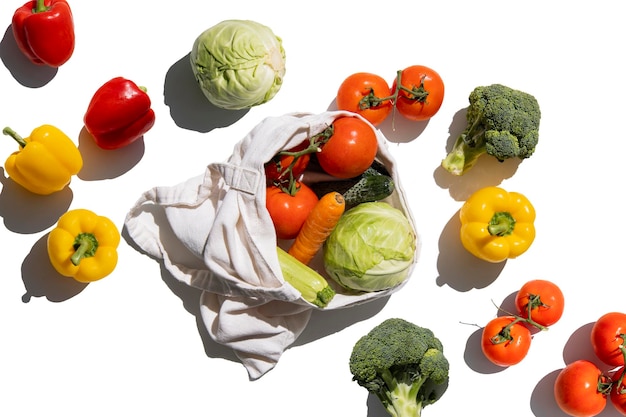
[363,159,391,177]
[276,247,335,308]
[342,174,395,206]
[310,160,395,207]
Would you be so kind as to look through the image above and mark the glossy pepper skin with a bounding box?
[459,186,536,263]
[3,125,83,195]
[47,209,120,283]
[84,77,156,150]
[12,0,75,67]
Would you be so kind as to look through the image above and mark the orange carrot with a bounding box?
[288,191,346,265]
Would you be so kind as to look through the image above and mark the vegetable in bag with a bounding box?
[323,202,416,292]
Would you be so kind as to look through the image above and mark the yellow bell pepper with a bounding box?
[47,209,120,283]
[459,186,536,263]
[3,125,83,195]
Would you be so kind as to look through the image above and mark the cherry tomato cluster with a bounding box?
[336,65,445,126]
[264,116,378,240]
[481,279,564,367]
[554,312,626,417]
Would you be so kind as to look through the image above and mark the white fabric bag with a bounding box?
[124,111,419,379]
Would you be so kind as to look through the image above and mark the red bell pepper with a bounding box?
[12,0,75,67]
[84,77,156,150]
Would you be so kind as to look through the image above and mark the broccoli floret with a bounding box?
[349,318,450,417]
[442,83,541,175]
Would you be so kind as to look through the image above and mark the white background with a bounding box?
[1,1,625,416]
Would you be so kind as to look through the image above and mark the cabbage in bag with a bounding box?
[323,202,416,292]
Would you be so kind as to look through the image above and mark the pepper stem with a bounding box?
[71,233,99,266]
[33,0,50,13]
[3,127,27,148]
[488,211,516,236]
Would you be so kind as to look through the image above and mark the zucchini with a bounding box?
[276,247,335,308]
[310,160,395,207]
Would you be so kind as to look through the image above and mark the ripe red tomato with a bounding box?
[591,312,626,367]
[514,279,565,327]
[317,116,378,179]
[554,360,608,417]
[336,72,393,126]
[265,183,318,240]
[481,316,532,367]
[611,370,626,416]
[392,65,445,121]
[265,140,311,185]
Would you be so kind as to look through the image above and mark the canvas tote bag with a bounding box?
[124,111,419,379]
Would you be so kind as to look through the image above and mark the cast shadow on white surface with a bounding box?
[21,233,87,303]
[435,209,506,292]
[325,98,429,144]
[0,25,57,87]
[163,53,249,133]
[530,322,624,417]
[530,369,622,417]
[77,127,144,180]
[366,394,393,417]
[0,168,73,234]
[158,261,242,365]
[434,108,521,202]
[118,220,241,365]
[531,368,622,417]
[462,291,523,374]
[562,322,622,375]
[362,378,450,417]
[562,322,599,364]
[293,296,389,347]
[119,204,392,368]
[377,111,429,144]
[461,303,623,416]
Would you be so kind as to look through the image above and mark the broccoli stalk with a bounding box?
[441,83,541,176]
[377,367,422,416]
[349,318,449,417]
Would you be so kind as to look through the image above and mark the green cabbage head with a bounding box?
[190,20,286,110]
[324,202,416,292]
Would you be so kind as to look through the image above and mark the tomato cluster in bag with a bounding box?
[264,115,378,240]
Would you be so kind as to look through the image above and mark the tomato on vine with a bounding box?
[515,279,565,327]
[266,183,318,240]
[264,140,311,185]
[391,65,445,121]
[317,116,378,179]
[591,312,626,367]
[336,72,393,126]
[481,315,532,367]
[611,369,626,416]
[554,360,610,417]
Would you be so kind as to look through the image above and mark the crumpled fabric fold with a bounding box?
[123,111,419,380]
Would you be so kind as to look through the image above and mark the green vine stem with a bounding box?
[272,125,334,196]
[357,69,429,130]
[489,301,548,345]
[490,314,548,345]
[611,339,626,393]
